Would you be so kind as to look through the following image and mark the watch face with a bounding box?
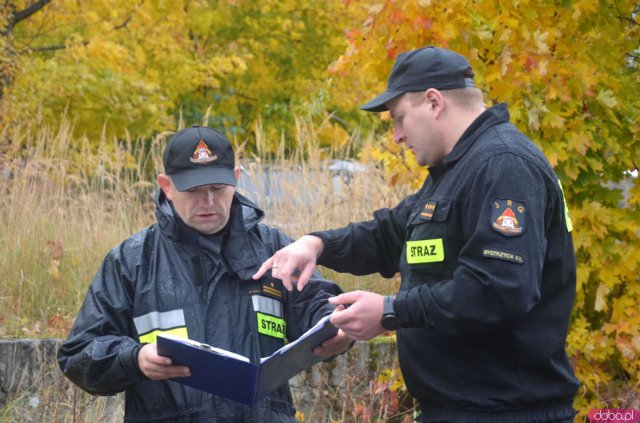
[381,295,400,330]
[381,314,401,331]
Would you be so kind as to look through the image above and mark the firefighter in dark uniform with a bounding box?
[58,126,352,422]
[254,47,580,422]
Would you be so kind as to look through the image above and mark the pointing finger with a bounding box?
[294,263,315,291]
[253,256,275,280]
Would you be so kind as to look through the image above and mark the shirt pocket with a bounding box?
[403,199,453,285]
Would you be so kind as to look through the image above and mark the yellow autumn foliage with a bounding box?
[0,0,356,149]
[1,0,639,419]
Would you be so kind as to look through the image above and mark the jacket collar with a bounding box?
[154,189,266,278]
[428,103,510,178]
[154,189,265,244]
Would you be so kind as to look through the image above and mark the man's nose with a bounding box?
[393,128,405,144]
[201,188,216,205]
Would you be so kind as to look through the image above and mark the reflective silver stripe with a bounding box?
[251,295,283,317]
[133,309,186,335]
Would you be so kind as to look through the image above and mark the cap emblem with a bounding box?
[190,140,217,164]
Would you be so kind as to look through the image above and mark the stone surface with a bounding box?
[0,339,61,409]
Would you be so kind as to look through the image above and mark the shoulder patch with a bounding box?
[491,198,525,236]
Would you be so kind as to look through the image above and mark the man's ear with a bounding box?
[234,166,241,182]
[157,174,173,200]
[425,88,445,115]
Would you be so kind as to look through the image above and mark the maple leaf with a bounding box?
[596,90,618,108]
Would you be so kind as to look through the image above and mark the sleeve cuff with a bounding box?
[308,231,335,259]
[394,289,431,328]
[393,291,412,327]
[120,344,148,381]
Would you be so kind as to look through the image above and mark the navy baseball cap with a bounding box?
[163,125,236,191]
[360,46,475,112]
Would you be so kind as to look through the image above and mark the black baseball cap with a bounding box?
[163,125,236,191]
[360,46,475,112]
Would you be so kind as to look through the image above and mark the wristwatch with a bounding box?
[381,295,401,331]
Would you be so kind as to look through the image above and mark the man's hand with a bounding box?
[313,326,353,357]
[313,305,354,357]
[252,235,324,291]
[138,343,191,380]
[328,291,386,341]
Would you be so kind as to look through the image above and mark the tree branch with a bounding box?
[26,44,66,53]
[21,39,90,54]
[113,15,132,31]
[17,14,130,55]
[11,0,53,26]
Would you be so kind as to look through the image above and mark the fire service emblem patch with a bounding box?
[491,198,525,236]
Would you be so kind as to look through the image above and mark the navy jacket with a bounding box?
[313,104,580,422]
[58,190,341,422]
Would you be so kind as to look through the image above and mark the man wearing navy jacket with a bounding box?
[59,125,352,422]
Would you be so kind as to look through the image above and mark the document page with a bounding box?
[159,333,250,362]
[261,314,333,362]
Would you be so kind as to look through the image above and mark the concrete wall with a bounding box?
[0,338,402,422]
[0,339,61,411]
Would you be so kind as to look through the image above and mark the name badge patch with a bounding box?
[257,312,286,339]
[483,248,524,264]
[406,239,444,264]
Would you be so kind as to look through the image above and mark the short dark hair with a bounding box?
[405,87,484,110]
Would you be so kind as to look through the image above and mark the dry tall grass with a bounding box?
[0,117,409,337]
[1,121,160,338]
[0,119,413,421]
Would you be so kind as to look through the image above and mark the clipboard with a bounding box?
[157,314,338,405]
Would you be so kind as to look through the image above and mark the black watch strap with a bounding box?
[381,295,401,331]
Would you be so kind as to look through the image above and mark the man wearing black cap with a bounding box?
[255,46,580,422]
[58,126,352,422]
